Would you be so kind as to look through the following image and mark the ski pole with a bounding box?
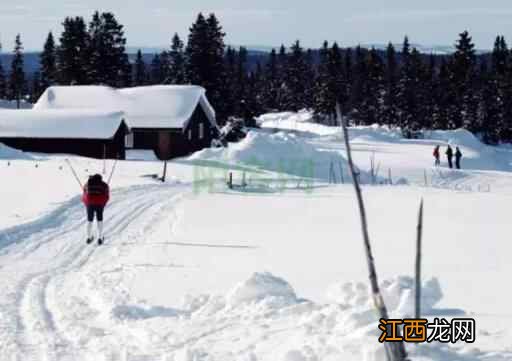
[107,159,118,185]
[65,159,83,189]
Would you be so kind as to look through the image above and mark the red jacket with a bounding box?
[82,181,110,207]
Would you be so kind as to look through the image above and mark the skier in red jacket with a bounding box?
[82,174,110,245]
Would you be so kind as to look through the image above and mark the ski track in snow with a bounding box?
[0,183,188,361]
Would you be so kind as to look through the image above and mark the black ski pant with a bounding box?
[87,205,104,222]
[447,157,453,169]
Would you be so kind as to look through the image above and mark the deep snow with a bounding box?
[1,111,511,360]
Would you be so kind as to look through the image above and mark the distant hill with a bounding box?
[0,44,492,77]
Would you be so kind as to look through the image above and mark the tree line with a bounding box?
[1,11,512,143]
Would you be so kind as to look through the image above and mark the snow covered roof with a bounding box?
[34,85,218,130]
[0,110,126,140]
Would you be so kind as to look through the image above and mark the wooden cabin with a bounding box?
[0,110,129,159]
[34,85,220,160]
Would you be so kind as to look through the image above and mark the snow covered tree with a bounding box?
[40,32,57,92]
[9,34,25,108]
[166,33,186,84]
[133,50,147,86]
[87,11,129,86]
[57,16,90,85]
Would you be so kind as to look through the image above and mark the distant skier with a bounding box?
[82,174,110,245]
[433,145,440,166]
[445,145,454,169]
[455,146,463,169]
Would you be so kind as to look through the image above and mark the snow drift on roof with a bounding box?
[0,110,126,140]
[34,85,217,129]
[0,142,34,159]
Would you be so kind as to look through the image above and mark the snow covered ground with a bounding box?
[1,113,512,361]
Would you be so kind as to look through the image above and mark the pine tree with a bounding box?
[40,32,57,92]
[9,34,25,108]
[87,11,129,86]
[134,49,147,86]
[57,16,90,85]
[167,33,186,84]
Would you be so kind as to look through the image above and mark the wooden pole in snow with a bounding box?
[337,103,408,361]
[161,160,168,183]
[415,199,424,320]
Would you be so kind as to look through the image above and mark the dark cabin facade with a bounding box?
[0,123,128,159]
[131,104,219,160]
[0,110,129,159]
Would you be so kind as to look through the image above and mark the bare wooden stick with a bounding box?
[337,103,408,361]
[415,199,424,320]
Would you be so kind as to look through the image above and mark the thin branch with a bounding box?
[337,103,408,361]
[415,199,424,319]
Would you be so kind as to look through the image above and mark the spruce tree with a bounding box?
[9,34,25,108]
[150,54,163,84]
[30,71,43,102]
[359,48,384,125]
[40,32,57,92]
[57,16,90,85]
[134,49,147,86]
[87,11,129,86]
[449,31,477,129]
[313,41,332,121]
[0,47,6,99]
[186,13,226,118]
[283,40,312,111]
[262,48,281,112]
[383,43,398,125]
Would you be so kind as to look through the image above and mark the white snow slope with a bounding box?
[1,111,512,361]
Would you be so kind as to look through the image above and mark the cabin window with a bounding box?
[188,129,192,141]
[199,123,204,139]
[125,132,134,148]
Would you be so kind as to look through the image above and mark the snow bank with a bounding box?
[190,130,353,181]
[226,272,297,307]
[326,276,443,317]
[0,142,33,160]
[425,129,485,150]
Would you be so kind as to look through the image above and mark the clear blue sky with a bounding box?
[2,0,512,51]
